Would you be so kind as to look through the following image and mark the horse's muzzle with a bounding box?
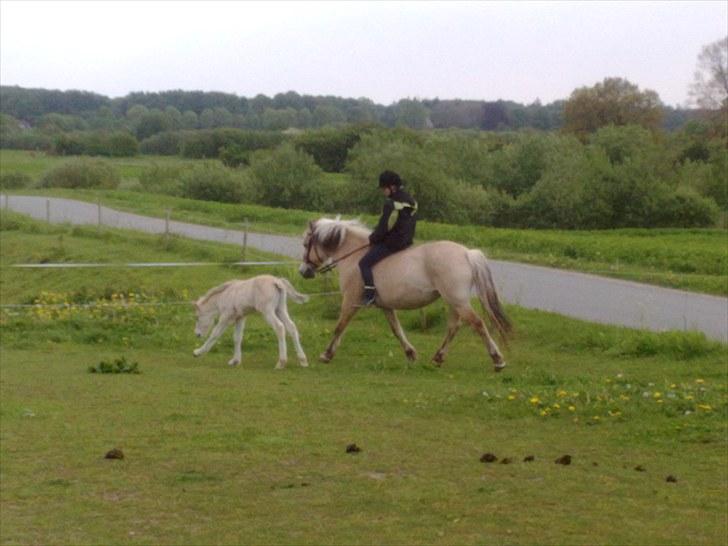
[299,263,315,279]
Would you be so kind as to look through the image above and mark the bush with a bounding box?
[180,129,285,159]
[40,160,120,189]
[248,143,325,209]
[139,131,182,155]
[293,125,375,172]
[53,131,138,157]
[138,163,186,196]
[180,162,253,203]
[0,172,31,189]
[0,129,54,151]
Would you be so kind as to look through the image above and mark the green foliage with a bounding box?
[139,131,183,155]
[293,125,375,172]
[54,131,138,157]
[137,163,186,196]
[248,143,325,209]
[40,159,120,189]
[180,162,253,203]
[180,129,284,159]
[88,356,140,374]
[0,172,30,189]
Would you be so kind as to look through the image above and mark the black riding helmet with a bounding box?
[378,170,402,188]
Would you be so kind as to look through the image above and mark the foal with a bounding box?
[193,275,309,369]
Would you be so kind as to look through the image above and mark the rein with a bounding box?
[317,243,370,274]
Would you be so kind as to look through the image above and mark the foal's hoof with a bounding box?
[192,350,201,358]
[405,348,417,362]
[299,358,309,368]
[494,361,507,372]
[228,358,240,366]
[275,360,287,370]
[319,352,332,363]
[432,352,445,366]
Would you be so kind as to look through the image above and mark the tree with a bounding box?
[563,77,663,138]
[688,36,728,110]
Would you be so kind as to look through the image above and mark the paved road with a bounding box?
[3,194,726,343]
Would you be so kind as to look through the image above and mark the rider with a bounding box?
[359,170,417,306]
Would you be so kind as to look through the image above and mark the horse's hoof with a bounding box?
[299,358,309,368]
[319,352,332,363]
[494,362,507,372]
[193,350,201,358]
[275,361,286,370]
[405,348,417,362]
[228,358,240,366]
[432,352,445,365]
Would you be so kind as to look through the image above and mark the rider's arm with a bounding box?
[369,199,393,244]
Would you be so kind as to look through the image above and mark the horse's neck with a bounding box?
[333,231,369,277]
[199,295,220,314]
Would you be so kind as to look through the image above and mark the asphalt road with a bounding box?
[3,194,726,343]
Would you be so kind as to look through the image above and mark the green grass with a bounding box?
[1,213,726,545]
[2,149,727,296]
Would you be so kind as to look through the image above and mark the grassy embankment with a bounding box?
[1,149,727,296]
[1,212,726,545]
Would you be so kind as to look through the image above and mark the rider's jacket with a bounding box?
[369,187,418,251]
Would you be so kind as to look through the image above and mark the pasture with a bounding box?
[0,212,726,545]
[1,148,726,296]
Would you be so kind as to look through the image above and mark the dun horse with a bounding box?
[193,275,309,369]
[299,218,511,371]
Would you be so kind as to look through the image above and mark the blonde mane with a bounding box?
[311,216,371,250]
[197,280,234,306]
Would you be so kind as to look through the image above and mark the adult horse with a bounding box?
[298,217,511,371]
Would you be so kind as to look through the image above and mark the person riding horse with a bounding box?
[359,170,418,306]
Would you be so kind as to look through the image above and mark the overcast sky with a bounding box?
[1,1,725,107]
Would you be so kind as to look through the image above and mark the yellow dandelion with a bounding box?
[695,379,705,384]
[656,399,664,404]
[539,409,550,417]
[685,395,694,400]
[592,416,601,421]
[620,394,630,401]
[529,396,540,405]
[670,384,677,389]
[507,395,516,401]
[697,404,712,411]
[568,406,576,412]
[552,403,560,409]
[608,410,622,417]
[653,392,662,399]
[557,390,568,398]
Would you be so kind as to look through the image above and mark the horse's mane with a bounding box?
[311,216,371,250]
[197,280,234,306]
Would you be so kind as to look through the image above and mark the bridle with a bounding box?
[303,231,369,275]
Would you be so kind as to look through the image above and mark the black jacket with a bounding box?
[369,188,417,251]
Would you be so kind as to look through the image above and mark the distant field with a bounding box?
[1,212,726,545]
[2,149,727,296]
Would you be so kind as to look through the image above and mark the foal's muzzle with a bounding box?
[299,263,316,279]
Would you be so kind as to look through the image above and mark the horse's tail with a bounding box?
[466,249,511,339]
[275,278,309,304]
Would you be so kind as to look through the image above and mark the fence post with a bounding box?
[165,209,171,237]
[3,194,8,212]
[46,199,50,224]
[97,199,102,227]
[242,218,249,263]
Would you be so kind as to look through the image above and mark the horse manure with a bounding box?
[634,465,646,472]
[666,475,678,483]
[346,443,361,454]
[555,455,572,465]
[592,462,599,467]
[480,453,498,463]
[500,457,513,465]
[523,455,535,462]
[104,448,124,460]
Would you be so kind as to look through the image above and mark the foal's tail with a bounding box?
[466,249,511,339]
[274,278,310,304]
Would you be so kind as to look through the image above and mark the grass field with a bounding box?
[1,212,726,545]
[2,148,727,296]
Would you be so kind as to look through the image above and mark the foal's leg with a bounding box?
[276,304,308,367]
[263,307,288,369]
[432,306,463,366]
[228,317,246,366]
[382,309,417,361]
[193,314,231,358]
[320,299,359,363]
[457,304,506,371]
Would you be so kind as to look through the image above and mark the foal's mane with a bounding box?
[311,217,371,251]
[197,280,234,306]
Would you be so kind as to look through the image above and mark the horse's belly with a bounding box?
[381,288,439,310]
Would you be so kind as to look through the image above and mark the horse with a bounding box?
[193,275,309,369]
[298,217,511,371]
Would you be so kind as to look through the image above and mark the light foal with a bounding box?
[193,275,309,369]
[299,218,511,371]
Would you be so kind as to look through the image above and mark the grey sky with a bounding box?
[1,1,725,107]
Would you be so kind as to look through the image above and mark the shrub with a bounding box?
[180,162,252,203]
[293,125,375,172]
[40,160,120,189]
[138,163,186,196]
[248,143,325,209]
[53,131,138,157]
[0,172,31,189]
[180,129,285,159]
[139,131,183,155]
